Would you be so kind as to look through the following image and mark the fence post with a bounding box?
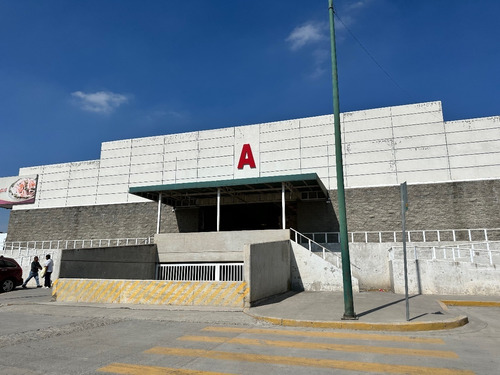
[437,230,441,242]
[468,229,472,242]
[422,231,426,242]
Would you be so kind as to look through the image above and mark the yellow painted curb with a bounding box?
[441,300,500,307]
[243,309,469,332]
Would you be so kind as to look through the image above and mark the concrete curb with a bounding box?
[441,300,500,307]
[243,309,469,332]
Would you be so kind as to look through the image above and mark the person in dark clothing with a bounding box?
[22,256,43,288]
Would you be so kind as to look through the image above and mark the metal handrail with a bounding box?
[290,228,341,267]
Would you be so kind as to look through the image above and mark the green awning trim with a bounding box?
[129,173,329,207]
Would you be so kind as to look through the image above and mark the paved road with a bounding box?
[1,288,499,374]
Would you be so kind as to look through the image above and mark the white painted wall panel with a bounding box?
[343,106,391,122]
[131,136,165,147]
[99,166,131,177]
[66,186,97,197]
[301,156,329,169]
[198,145,233,159]
[98,175,130,185]
[392,122,444,139]
[128,172,163,184]
[41,172,70,183]
[447,141,500,155]
[343,116,392,132]
[198,155,233,168]
[37,198,67,208]
[198,165,233,178]
[347,161,396,176]
[446,128,500,144]
[397,169,450,184]
[69,168,99,180]
[300,123,332,137]
[347,173,397,187]
[100,147,131,159]
[129,162,163,174]
[395,145,448,160]
[346,150,395,164]
[131,144,164,156]
[390,101,442,117]
[198,127,234,140]
[449,153,500,168]
[397,157,449,172]
[130,154,163,165]
[97,183,129,195]
[100,157,130,168]
[96,193,128,204]
[66,196,96,206]
[346,127,393,142]
[68,177,98,189]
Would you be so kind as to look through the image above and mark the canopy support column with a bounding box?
[156,192,162,234]
[217,188,221,232]
[282,182,286,229]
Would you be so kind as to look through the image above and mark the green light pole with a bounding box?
[328,0,356,320]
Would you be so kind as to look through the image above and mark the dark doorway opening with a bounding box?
[199,202,297,232]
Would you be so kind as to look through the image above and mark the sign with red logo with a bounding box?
[0,175,38,208]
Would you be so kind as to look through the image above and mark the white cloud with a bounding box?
[286,22,327,51]
[71,90,129,114]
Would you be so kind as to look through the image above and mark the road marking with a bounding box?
[178,335,458,358]
[145,347,475,375]
[97,362,235,375]
[202,326,445,344]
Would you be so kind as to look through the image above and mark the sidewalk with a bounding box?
[245,291,500,331]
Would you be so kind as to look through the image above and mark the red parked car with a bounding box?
[0,256,23,292]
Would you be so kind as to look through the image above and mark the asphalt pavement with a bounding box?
[3,286,500,332]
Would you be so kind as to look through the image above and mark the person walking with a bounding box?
[22,256,43,288]
[43,254,54,288]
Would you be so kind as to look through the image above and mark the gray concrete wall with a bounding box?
[348,243,392,291]
[290,242,359,292]
[155,229,290,263]
[390,259,500,296]
[244,240,291,305]
[59,245,158,280]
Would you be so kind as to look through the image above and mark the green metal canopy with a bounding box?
[129,173,329,207]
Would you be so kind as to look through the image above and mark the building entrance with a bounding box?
[199,202,297,232]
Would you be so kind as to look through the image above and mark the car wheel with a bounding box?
[1,279,15,293]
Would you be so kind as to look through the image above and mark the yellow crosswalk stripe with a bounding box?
[145,347,474,375]
[179,335,458,358]
[97,362,235,375]
[202,326,445,344]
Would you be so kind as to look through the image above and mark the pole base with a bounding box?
[341,313,358,321]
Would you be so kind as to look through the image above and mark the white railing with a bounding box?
[290,228,341,268]
[389,241,500,266]
[2,237,154,252]
[303,228,500,244]
[156,263,244,281]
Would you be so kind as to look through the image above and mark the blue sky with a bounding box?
[1,0,499,232]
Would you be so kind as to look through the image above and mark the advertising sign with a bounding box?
[0,175,38,208]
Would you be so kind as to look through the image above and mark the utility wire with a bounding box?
[334,12,414,102]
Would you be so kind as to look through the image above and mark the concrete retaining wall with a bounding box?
[53,279,249,308]
[390,259,500,296]
[155,229,289,263]
[291,242,359,292]
[59,245,158,280]
[244,240,291,305]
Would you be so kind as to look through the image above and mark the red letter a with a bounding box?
[237,144,256,169]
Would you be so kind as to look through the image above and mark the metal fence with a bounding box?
[156,263,244,281]
[3,237,153,253]
[389,241,500,266]
[302,228,500,244]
